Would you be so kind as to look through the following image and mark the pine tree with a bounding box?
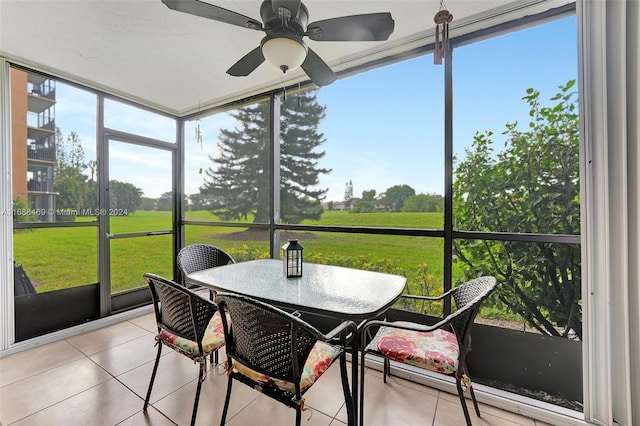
[200,90,330,223]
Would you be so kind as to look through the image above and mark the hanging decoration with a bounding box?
[433,2,453,65]
[195,101,204,151]
[195,122,203,151]
[194,102,204,175]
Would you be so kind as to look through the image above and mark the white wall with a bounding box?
[0,59,16,350]
[578,0,640,424]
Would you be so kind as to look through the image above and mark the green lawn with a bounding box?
[14,210,455,297]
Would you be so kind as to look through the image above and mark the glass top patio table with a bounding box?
[189,258,406,425]
[187,259,407,322]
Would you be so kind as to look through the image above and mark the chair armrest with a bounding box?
[321,320,358,344]
[362,319,445,336]
[361,302,475,342]
[399,289,453,302]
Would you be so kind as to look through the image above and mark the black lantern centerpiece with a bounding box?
[282,239,303,278]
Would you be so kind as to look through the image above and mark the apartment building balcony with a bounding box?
[26,78,56,143]
[27,178,54,193]
[27,75,55,101]
[27,145,56,162]
[27,90,55,113]
[27,113,55,133]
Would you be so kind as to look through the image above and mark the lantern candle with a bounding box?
[282,239,303,278]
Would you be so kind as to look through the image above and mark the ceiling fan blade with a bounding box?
[271,0,301,18]
[306,13,394,41]
[301,48,337,87]
[162,0,263,31]
[226,46,265,77]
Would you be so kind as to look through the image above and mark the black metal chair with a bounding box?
[143,273,226,426]
[215,292,357,426]
[359,276,497,426]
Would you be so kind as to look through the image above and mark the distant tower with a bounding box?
[344,180,353,209]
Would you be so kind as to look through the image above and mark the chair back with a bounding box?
[448,276,497,350]
[215,293,322,386]
[177,244,235,286]
[144,273,216,350]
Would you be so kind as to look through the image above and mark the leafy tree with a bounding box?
[200,90,330,223]
[361,189,376,201]
[187,190,217,211]
[453,80,581,339]
[108,180,141,212]
[344,180,353,208]
[402,193,444,212]
[54,130,89,210]
[156,192,172,211]
[86,160,98,183]
[55,167,88,210]
[140,197,158,211]
[380,184,416,212]
[84,184,97,211]
[351,189,376,213]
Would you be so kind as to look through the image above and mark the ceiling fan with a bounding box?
[162,0,395,87]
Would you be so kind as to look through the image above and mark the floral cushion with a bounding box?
[158,311,226,360]
[370,324,459,374]
[233,341,341,393]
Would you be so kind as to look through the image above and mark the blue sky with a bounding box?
[54,15,577,201]
[315,14,577,201]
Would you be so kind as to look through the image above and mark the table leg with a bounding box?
[351,330,359,426]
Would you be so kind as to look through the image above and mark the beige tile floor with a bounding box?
[0,312,549,426]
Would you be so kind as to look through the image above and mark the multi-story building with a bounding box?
[10,68,56,222]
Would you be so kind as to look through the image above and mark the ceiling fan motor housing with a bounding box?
[260,0,309,34]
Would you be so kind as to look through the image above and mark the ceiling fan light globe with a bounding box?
[261,35,308,73]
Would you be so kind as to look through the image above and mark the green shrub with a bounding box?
[12,197,38,223]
